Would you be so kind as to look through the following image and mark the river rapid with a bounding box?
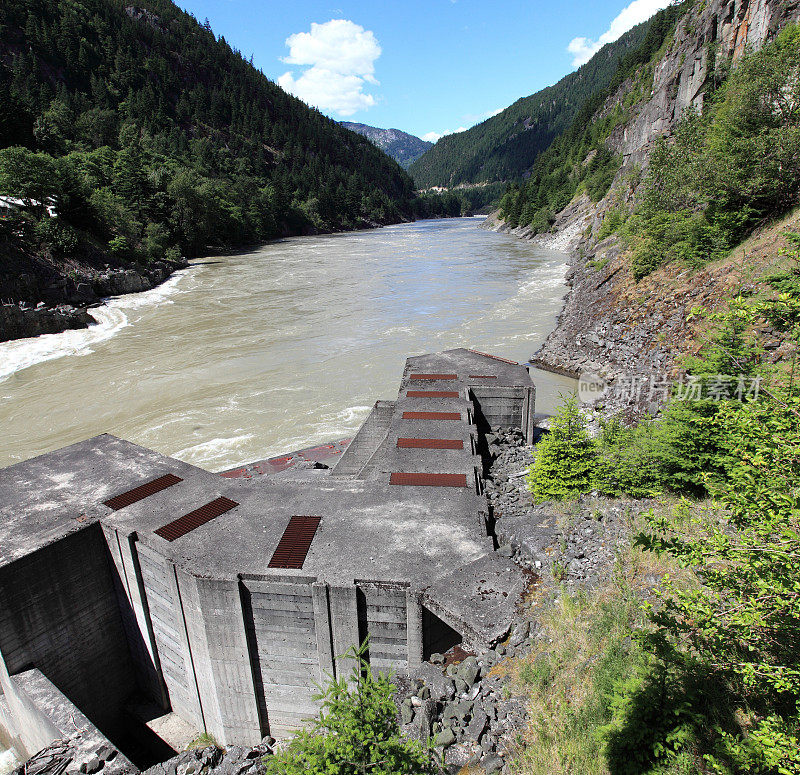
[0,217,574,471]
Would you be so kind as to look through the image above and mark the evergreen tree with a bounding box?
[527,394,598,501]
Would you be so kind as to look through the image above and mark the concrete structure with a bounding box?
[0,348,536,759]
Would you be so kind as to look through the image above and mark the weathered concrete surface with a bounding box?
[0,348,538,747]
[0,434,210,566]
[422,555,526,648]
[0,667,132,771]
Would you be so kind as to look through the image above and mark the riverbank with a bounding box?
[0,258,189,343]
[483,200,800,417]
[0,215,479,344]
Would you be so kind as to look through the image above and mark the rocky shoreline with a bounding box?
[0,259,188,343]
[482,199,697,417]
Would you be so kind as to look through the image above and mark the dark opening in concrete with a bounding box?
[421,606,461,660]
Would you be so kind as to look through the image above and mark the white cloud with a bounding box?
[423,127,469,142]
[567,0,674,67]
[423,109,501,143]
[277,19,381,117]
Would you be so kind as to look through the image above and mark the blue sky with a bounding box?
[176,0,672,141]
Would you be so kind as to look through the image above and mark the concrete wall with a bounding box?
[356,581,411,671]
[135,542,205,731]
[240,575,326,738]
[0,525,137,739]
[0,665,59,758]
[102,526,167,709]
[9,526,431,746]
[177,574,261,746]
[470,385,536,441]
[331,401,394,477]
[0,667,130,766]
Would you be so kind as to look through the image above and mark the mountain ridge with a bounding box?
[408,19,653,195]
[340,122,432,168]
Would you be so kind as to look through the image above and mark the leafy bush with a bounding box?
[763,233,800,330]
[264,640,436,775]
[596,418,665,498]
[597,204,628,241]
[34,217,78,254]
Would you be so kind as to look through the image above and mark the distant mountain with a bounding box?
[408,19,654,192]
[0,0,418,261]
[340,123,433,169]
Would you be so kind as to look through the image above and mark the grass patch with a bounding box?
[185,732,219,750]
[506,505,704,775]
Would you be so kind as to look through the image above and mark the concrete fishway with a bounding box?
[0,348,537,760]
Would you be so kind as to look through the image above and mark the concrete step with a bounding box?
[330,401,394,477]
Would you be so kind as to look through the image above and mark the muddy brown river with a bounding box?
[0,217,575,471]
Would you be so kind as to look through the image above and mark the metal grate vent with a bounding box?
[468,375,498,379]
[406,390,460,398]
[402,411,461,420]
[268,516,322,569]
[390,472,468,487]
[409,373,458,380]
[104,473,183,510]
[397,438,464,450]
[155,496,238,541]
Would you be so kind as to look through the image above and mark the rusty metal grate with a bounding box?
[409,373,458,380]
[269,516,322,569]
[397,438,464,450]
[390,472,468,487]
[402,411,462,420]
[155,496,238,541]
[468,375,498,379]
[467,349,518,364]
[407,390,460,398]
[104,473,183,510]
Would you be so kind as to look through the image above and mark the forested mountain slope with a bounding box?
[0,0,420,337]
[407,17,654,191]
[491,0,800,391]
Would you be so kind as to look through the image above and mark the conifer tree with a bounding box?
[527,394,597,501]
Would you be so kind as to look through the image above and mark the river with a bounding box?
[0,747,19,775]
[0,217,574,472]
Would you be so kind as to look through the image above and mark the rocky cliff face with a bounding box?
[499,0,800,412]
[606,0,800,167]
[339,122,433,168]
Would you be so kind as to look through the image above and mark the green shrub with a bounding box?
[597,204,627,241]
[527,395,597,501]
[108,235,131,256]
[34,217,78,255]
[596,419,665,498]
[529,206,555,234]
[264,640,436,775]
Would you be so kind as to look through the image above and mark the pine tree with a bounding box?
[527,394,597,501]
